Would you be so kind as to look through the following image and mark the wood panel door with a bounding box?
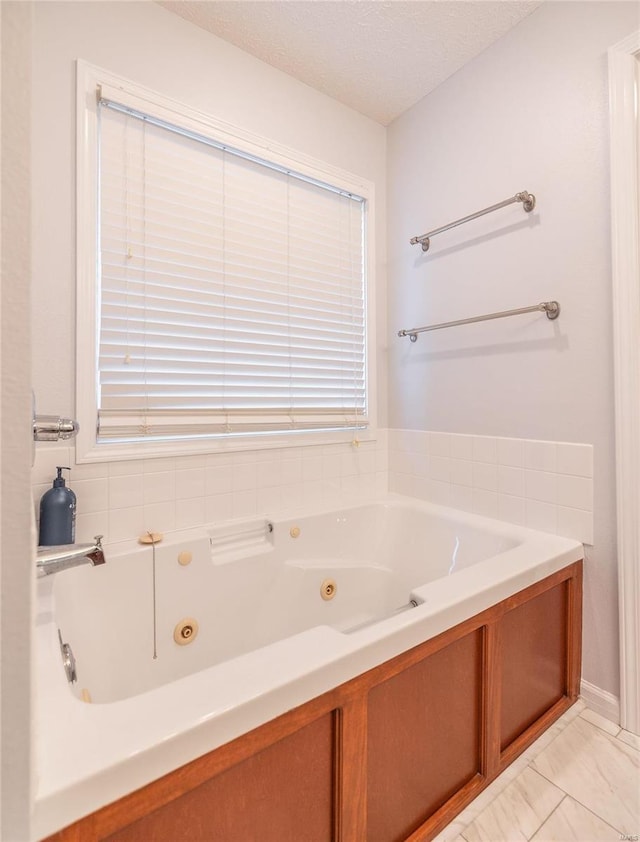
[499,581,568,752]
[103,712,336,842]
[366,629,484,842]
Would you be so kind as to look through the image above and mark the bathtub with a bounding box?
[34,493,583,839]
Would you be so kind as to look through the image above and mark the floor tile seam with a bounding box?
[504,766,570,840]
[562,793,627,837]
[535,740,640,834]
[455,765,564,842]
[526,722,588,781]
[508,704,584,769]
[521,764,566,801]
[582,716,640,761]
[616,730,640,752]
[444,708,591,841]
[578,708,622,738]
[545,713,637,766]
[511,766,566,841]
[528,765,569,798]
[532,763,628,836]
[450,756,536,836]
[525,792,568,841]
[517,714,579,769]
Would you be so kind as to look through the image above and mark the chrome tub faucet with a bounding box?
[36,535,106,577]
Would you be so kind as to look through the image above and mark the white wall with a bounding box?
[2,3,34,839]
[387,1,639,701]
[30,0,387,426]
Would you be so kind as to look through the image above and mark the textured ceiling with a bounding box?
[157,1,542,125]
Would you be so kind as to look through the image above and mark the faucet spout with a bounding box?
[36,535,106,577]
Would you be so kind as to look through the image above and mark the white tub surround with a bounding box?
[34,494,582,839]
[389,431,594,545]
[31,434,389,545]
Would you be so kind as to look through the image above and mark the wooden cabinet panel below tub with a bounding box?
[42,561,582,842]
[500,582,568,753]
[367,629,483,842]
[104,713,335,842]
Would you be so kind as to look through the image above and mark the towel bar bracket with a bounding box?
[516,191,536,213]
[544,300,560,320]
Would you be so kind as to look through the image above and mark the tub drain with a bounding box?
[174,618,199,646]
[320,578,337,601]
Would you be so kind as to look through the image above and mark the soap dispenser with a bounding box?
[38,466,76,546]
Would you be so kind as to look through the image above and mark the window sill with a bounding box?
[75,427,379,465]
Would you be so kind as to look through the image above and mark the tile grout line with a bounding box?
[448,707,584,840]
[616,730,640,751]
[526,793,568,842]
[454,705,632,842]
[578,708,622,739]
[530,763,628,837]
[571,799,627,839]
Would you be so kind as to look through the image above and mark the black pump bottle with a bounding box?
[38,466,76,546]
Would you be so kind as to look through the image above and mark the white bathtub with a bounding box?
[34,494,583,839]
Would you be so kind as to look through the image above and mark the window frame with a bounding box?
[76,61,377,463]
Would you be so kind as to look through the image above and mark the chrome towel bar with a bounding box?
[410,191,536,252]
[398,301,560,342]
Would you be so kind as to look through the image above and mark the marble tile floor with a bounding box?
[435,700,640,842]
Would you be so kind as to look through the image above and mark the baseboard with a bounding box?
[580,679,620,725]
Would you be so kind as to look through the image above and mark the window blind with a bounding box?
[97,96,367,442]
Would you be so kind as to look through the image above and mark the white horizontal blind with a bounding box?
[97,97,367,442]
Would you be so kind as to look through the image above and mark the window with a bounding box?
[76,63,374,461]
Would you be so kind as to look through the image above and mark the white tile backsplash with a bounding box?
[524,439,557,473]
[144,501,175,533]
[557,505,594,545]
[109,474,144,510]
[498,493,526,526]
[556,443,593,478]
[143,471,175,505]
[450,458,473,487]
[175,467,206,500]
[472,435,497,464]
[32,430,594,547]
[450,483,474,511]
[205,464,234,496]
[175,496,205,530]
[71,477,109,514]
[497,437,524,468]
[473,488,499,518]
[557,474,593,511]
[205,491,233,524]
[498,465,525,498]
[108,505,144,542]
[472,461,498,492]
[450,433,473,461]
[389,431,594,545]
[526,499,558,533]
[33,437,387,544]
[524,469,557,505]
[429,455,451,483]
[429,431,451,457]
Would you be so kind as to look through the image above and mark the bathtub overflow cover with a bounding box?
[320,579,337,601]
[174,618,199,646]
